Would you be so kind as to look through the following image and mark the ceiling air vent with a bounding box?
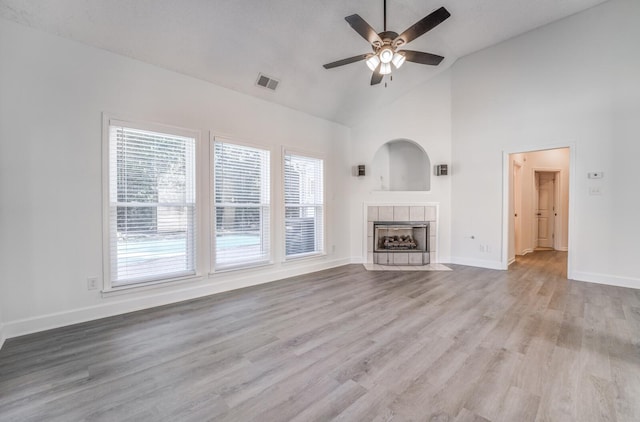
[256,73,279,91]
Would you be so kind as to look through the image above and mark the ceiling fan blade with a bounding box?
[371,63,383,85]
[323,54,371,69]
[395,7,450,46]
[345,14,383,46]
[402,50,445,66]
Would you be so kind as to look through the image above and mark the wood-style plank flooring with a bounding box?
[1,251,640,421]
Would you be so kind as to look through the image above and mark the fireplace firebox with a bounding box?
[373,221,429,265]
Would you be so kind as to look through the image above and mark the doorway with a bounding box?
[503,146,573,275]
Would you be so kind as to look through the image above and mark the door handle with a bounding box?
[514,213,518,217]
[536,213,542,216]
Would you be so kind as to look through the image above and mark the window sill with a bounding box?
[209,260,273,275]
[101,274,204,298]
[284,251,326,263]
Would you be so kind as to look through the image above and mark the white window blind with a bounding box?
[284,152,324,258]
[108,123,196,286]
[213,141,270,269]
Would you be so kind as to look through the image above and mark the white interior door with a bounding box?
[536,172,556,248]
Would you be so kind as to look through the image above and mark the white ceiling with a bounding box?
[0,0,608,126]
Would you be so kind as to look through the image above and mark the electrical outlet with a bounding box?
[589,186,603,196]
[87,277,98,290]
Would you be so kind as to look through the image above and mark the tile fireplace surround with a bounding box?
[366,204,438,265]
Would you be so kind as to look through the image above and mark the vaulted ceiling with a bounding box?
[0,0,608,125]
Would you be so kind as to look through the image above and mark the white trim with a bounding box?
[501,142,576,278]
[512,160,523,259]
[101,274,204,297]
[2,258,352,340]
[281,147,326,260]
[102,113,202,291]
[368,190,433,194]
[521,248,534,256]
[210,135,274,272]
[438,255,451,263]
[449,256,504,270]
[572,271,640,290]
[0,324,5,351]
[556,247,568,252]
[210,260,273,274]
[284,251,327,262]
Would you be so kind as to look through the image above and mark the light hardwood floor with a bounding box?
[1,251,639,421]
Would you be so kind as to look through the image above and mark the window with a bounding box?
[213,140,270,269]
[107,120,197,287]
[284,151,324,258]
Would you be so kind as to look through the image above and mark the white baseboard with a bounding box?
[437,255,450,264]
[448,257,505,270]
[556,247,569,252]
[571,271,640,290]
[3,258,352,340]
[508,257,516,266]
[0,324,5,351]
[521,248,534,256]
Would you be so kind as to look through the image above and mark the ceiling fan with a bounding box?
[323,1,450,85]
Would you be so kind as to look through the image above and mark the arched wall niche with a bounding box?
[371,139,431,191]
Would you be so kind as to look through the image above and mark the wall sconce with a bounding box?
[434,164,448,176]
[352,165,366,177]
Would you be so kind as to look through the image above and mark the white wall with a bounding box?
[0,18,351,338]
[451,0,640,286]
[509,149,570,261]
[349,72,452,262]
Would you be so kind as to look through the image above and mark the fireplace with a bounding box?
[373,221,429,265]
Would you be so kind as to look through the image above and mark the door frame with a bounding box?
[512,161,523,257]
[501,143,575,279]
[533,169,561,250]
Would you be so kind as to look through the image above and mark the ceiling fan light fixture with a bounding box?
[392,52,406,68]
[379,47,394,64]
[366,55,381,71]
[380,62,392,75]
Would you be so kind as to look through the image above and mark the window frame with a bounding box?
[282,147,326,261]
[210,135,274,272]
[102,114,201,292]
